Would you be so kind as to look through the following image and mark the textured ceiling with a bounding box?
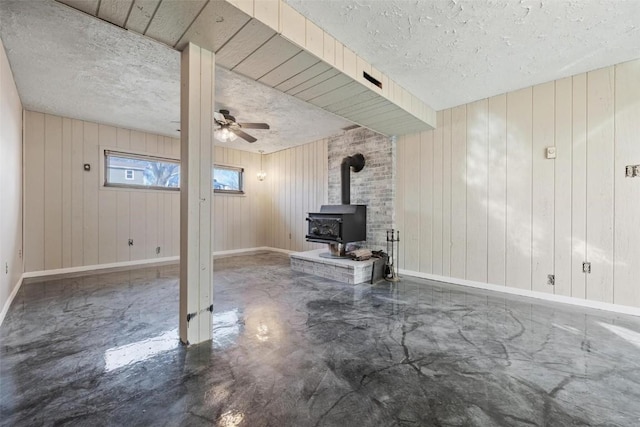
[0,0,352,154]
[285,0,640,110]
[2,0,639,153]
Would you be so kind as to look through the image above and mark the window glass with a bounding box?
[213,165,243,194]
[105,150,180,190]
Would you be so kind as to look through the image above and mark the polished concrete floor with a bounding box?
[2,252,640,426]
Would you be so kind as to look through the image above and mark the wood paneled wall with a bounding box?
[263,140,328,252]
[213,146,266,251]
[23,111,267,272]
[1,38,23,320]
[24,111,181,272]
[396,59,640,308]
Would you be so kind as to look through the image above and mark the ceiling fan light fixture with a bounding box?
[214,127,237,142]
[214,109,268,144]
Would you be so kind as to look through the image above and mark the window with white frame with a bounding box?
[104,150,180,190]
[213,165,244,194]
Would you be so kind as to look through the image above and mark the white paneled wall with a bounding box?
[213,146,266,251]
[0,38,23,321]
[614,60,640,306]
[23,111,267,272]
[24,111,181,272]
[396,59,640,308]
[263,140,328,252]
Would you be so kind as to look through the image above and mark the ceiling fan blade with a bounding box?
[230,128,257,143]
[238,122,270,129]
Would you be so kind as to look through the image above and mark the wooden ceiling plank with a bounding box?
[344,102,401,123]
[258,51,319,88]
[175,0,251,52]
[361,108,410,128]
[56,0,100,16]
[125,0,160,34]
[367,114,426,131]
[215,20,276,70]
[232,35,300,80]
[335,97,389,115]
[145,0,206,47]
[227,0,254,17]
[307,82,369,109]
[294,73,353,102]
[325,89,380,113]
[274,61,331,92]
[98,0,133,27]
[285,68,339,96]
[375,116,428,135]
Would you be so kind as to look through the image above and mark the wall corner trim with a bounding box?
[399,269,640,318]
[0,275,24,327]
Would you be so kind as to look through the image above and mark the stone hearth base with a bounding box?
[290,249,382,284]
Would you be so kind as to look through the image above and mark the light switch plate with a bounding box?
[545,147,556,159]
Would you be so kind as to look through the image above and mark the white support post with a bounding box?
[179,43,214,345]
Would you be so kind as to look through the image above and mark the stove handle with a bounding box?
[305,217,343,223]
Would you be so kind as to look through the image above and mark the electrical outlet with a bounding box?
[547,274,555,286]
[18,249,22,258]
[582,262,591,274]
[5,262,8,274]
[627,165,640,177]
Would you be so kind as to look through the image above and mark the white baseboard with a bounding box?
[399,269,640,317]
[22,256,180,279]
[21,247,294,280]
[213,247,269,257]
[212,246,294,257]
[0,275,24,327]
[264,246,295,255]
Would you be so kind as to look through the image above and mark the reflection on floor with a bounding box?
[2,251,640,426]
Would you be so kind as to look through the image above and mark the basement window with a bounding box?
[213,165,244,194]
[104,150,180,191]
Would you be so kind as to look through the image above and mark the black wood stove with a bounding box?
[306,154,367,258]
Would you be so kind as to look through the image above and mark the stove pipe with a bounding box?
[341,153,365,204]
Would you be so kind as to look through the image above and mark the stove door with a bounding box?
[306,216,343,243]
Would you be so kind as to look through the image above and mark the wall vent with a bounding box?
[363,71,382,89]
